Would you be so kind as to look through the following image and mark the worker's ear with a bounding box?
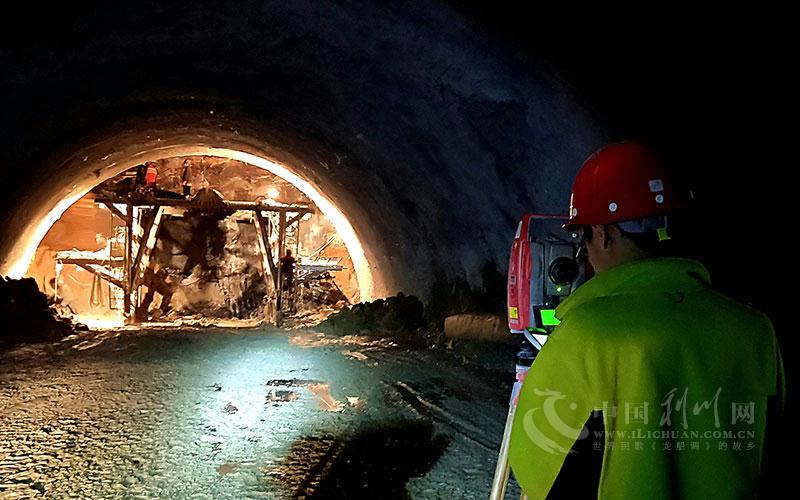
[589,225,606,245]
[591,224,612,249]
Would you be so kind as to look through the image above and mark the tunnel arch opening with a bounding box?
[3,138,382,326]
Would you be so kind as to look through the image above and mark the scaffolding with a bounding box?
[55,190,342,325]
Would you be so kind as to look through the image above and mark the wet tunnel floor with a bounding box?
[0,327,522,498]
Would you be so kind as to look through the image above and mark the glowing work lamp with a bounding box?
[507,214,585,346]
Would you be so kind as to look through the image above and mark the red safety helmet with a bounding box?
[564,141,691,230]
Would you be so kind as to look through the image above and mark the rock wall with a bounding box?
[151,215,267,320]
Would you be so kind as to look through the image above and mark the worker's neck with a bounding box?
[596,243,652,273]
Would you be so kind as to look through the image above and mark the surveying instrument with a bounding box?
[489,214,586,499]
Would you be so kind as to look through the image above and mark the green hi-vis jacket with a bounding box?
[509,258,783,499]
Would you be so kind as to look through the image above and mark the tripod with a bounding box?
[489,337,538,500]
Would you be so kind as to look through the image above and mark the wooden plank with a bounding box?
[132,206,165,290]
[276,210,288,312]
[101,201,130,224]
[296,219,301,257]
[95,196,314,214]
[278,210,287,261]
[124,198,133,317]
[130,209,157,286]
[56,257,125,265]
[308,236,335,260]
[286,212,305,227]
[297,264,344,273]
[253,212,277,289]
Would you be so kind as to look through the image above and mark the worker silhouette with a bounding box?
[280,249,297,291]
[181,158,193,198]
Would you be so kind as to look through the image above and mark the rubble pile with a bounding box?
[316,292,426,337]
[0,277,72,349]
[280,276,349,329]
[296,275,349,310]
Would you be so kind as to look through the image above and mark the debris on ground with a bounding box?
[294,275,349,312]
[49,303,89,330]
[0,276,74,350]
[279,274,350,329]
[342,350,369,361]
[217,462,238,477]
[346,396,365,410]
[307,383,344,412]
[266,389,300,406]
[315,292,426,337]
[263,378,349,413]
[288,331,397,351]
[265,378,323,387]
[143,316,265,329]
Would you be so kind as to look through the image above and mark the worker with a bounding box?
[181,158,192,198]
[508,142,783,499]
[134,163,146,191]
[144,161,158,192]
[279,249,297,290]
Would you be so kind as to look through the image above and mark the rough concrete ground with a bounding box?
[0,327,521,498]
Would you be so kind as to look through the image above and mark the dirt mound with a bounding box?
[1,277,72,349]
[316,293,425,336]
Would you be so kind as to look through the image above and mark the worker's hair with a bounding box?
[617,214,688,256]
[583,214,686,257]
[618,226,667,254]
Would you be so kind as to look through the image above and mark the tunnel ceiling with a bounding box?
[0,1,791,305]
[1,1,607,300]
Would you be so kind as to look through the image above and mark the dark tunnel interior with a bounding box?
[0,1,793,497]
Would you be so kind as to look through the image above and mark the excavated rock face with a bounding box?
[152,215,267,320]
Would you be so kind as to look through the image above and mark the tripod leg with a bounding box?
[491,344,534,499]
[490,402,518,499]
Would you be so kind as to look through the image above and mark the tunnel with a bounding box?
[0,1,791,498]
[0,1,601,304]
